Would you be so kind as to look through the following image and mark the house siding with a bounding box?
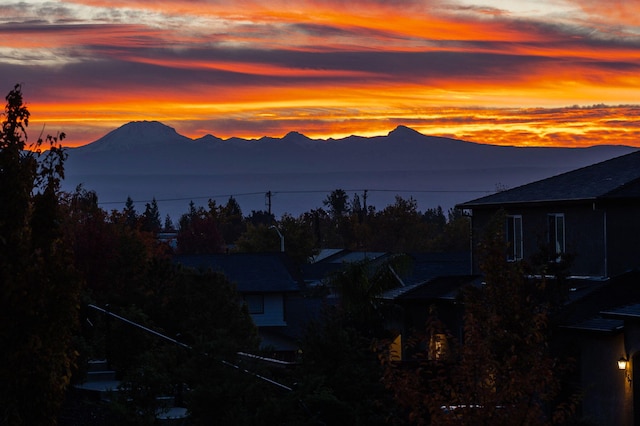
[250,294,286,327]
[605,201,640,277]
[564,205,606,277]
[469,204,607,277]
[559,331,632,426]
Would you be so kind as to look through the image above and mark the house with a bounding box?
[381,272,480,362]
[457,149,640,278]
[554,270,640,426]
[341,251,470,362]
[174,253,309,358]
[456,149,640,425]
[174,249,439,360]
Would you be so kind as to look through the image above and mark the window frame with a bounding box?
[506,215,523,261]
[547,213,565,260]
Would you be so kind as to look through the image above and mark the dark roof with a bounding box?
[174,253,301,293]
[399,252,471,287]
[601,303,640,319]
[555,270,640,329]
[301,249,392,284]
[457,149,640,208]
[560,318,624,333]
[382,275,481,301]
[277,295,333,340]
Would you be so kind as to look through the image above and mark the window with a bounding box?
[429,333,449,361]
[548,213,565,260]
[506,215,523,261]
[244,295,264,314]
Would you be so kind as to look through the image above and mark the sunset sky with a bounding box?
[2,0,640,148]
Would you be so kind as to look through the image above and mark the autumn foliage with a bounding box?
[382,212,575,425]
[0,85,81,425]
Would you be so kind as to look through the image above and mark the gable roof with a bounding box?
[301,249,391,285]
[174,253,302,293]
[457,149,640,208]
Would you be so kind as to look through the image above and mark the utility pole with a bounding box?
[363,189,368,213]
[265,191,272,215]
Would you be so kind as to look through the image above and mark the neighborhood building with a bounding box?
[170,149,640,424]
[457,149,640,278]
[174,253,308,359]
[456,149,640,426]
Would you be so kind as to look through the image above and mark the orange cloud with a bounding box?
[1,0,639,149]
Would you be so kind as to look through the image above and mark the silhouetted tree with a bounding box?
[176,203,224,254]
[293,257,407,424]
[235,223,281,254]
[0,84,81,425]
[163,214,175,232]
[277,213,319,264]
[369,196,426,252]
[141,197,162,233]
[209,196,245,245]
[62,186,163,307]
[124,196,138,228]
[245,209,275,227]
[323,189,350,220]
[423,206,446,228]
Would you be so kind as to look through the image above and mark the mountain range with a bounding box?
[62,121,638,221]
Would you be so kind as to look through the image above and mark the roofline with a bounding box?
[457,194,640,210]
[558,323,624,334]
[456,197,598,210]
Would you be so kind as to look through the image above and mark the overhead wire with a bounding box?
[97,188,494,207]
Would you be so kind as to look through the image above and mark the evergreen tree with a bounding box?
[163,214,175,232]
[0,84,81,425]
[141,197,162,233]
[176,203,224,254]
[124,195,138,228]
[210,196,245,245]
[323,188,349,220]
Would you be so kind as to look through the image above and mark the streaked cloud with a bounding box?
[1,0,639,147]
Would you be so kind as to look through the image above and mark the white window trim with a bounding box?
[548,213,565,261]
[506,215,523,261]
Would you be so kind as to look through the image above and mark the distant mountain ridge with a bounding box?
[79,120,193,151]
[67,121,636,175]
[62,121,638,219]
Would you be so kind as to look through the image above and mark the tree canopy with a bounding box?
[381,211,576,425]
[0,84,81,425]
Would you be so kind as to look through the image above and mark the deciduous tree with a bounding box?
[382,212,575,425]
[176,202,224,254]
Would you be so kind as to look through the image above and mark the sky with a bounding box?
[2,0,640,148]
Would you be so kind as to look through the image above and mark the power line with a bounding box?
[98,191,268,206]
[87,304,294,392]
[97,188,494,207]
